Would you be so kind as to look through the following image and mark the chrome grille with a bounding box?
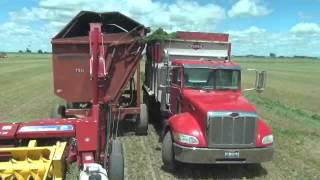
[207,112,258,148]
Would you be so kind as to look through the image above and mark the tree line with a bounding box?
[18,48,50,54]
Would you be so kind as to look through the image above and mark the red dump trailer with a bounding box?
[0,11,149,180]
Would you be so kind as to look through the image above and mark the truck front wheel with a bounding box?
[162,131,176,171]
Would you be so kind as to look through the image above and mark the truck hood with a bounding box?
[183,89,256,113]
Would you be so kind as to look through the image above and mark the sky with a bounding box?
[0,0,320,56]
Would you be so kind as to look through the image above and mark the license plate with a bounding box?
[224,150,240,159]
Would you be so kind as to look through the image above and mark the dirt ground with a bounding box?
[119,121,270,180]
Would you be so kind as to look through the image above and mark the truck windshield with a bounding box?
[183,68,240,90]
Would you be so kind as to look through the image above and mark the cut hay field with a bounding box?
[0,54,319,179]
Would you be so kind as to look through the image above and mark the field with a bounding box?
[0,54,320,179]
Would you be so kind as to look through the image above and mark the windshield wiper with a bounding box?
[185,86,201,90]
[216,87,239,90]
[201,86,214,90]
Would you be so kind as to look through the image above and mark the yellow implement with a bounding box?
[0,140,67,180]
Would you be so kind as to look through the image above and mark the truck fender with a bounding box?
[167,112,207,147]
[256,118,273,147]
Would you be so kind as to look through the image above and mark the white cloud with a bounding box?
[227,26,268,54]
[9,7,80,30]
[9,8,37,22]
[228,26,266,36]
[227,26,320,57]
[166,0,225,31]
[0,22,51,52]
[0,22,32,36]
[7,0,225,32]
[39,0,89,10]
[290,22,320,34]
[1,0,320,57]
[1,0,227,52]
[228,0,272,18]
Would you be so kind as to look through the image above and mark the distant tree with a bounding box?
[0,52,7,58]
[269,53,276,58]
[293,55,317,59]
[26,48,32,53]
[144,28,177,43]
[38,49,43,54]
[18,50,24,53]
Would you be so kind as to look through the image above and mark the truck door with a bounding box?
[170,67,182,114]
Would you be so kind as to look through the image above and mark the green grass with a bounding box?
[0,54,320,179]
[238,57,320,114]
[0,53,60,122]
[236,57,320,179]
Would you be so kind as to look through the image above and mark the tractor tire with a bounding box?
[49,104,65,118]
[143,91,149,106]
[108,140,124,180]
[111,139,123,154]
[88,174,102,180]
[162,131,176,171]
[136,104,148,135]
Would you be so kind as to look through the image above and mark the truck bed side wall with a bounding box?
[145,44,170,111]
[145,38,230,113]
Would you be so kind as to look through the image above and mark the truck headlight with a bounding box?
[262,134,273,145]
[173,132,199,145]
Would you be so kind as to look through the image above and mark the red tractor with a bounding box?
[144,31,273,170]
[0,11,149,180]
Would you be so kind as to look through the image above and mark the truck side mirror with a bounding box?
[255,71,266,93]
[243,69,267,93]
[168,65,181,85]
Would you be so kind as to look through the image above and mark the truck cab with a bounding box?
[143,31,273,170]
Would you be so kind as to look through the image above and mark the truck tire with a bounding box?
[136,104,148,135]
[245,163,261,170]
[162,131,176,171]
[108,140,124,180]
[150,101,161,123]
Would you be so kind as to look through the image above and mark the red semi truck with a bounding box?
[144,32,274,169]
